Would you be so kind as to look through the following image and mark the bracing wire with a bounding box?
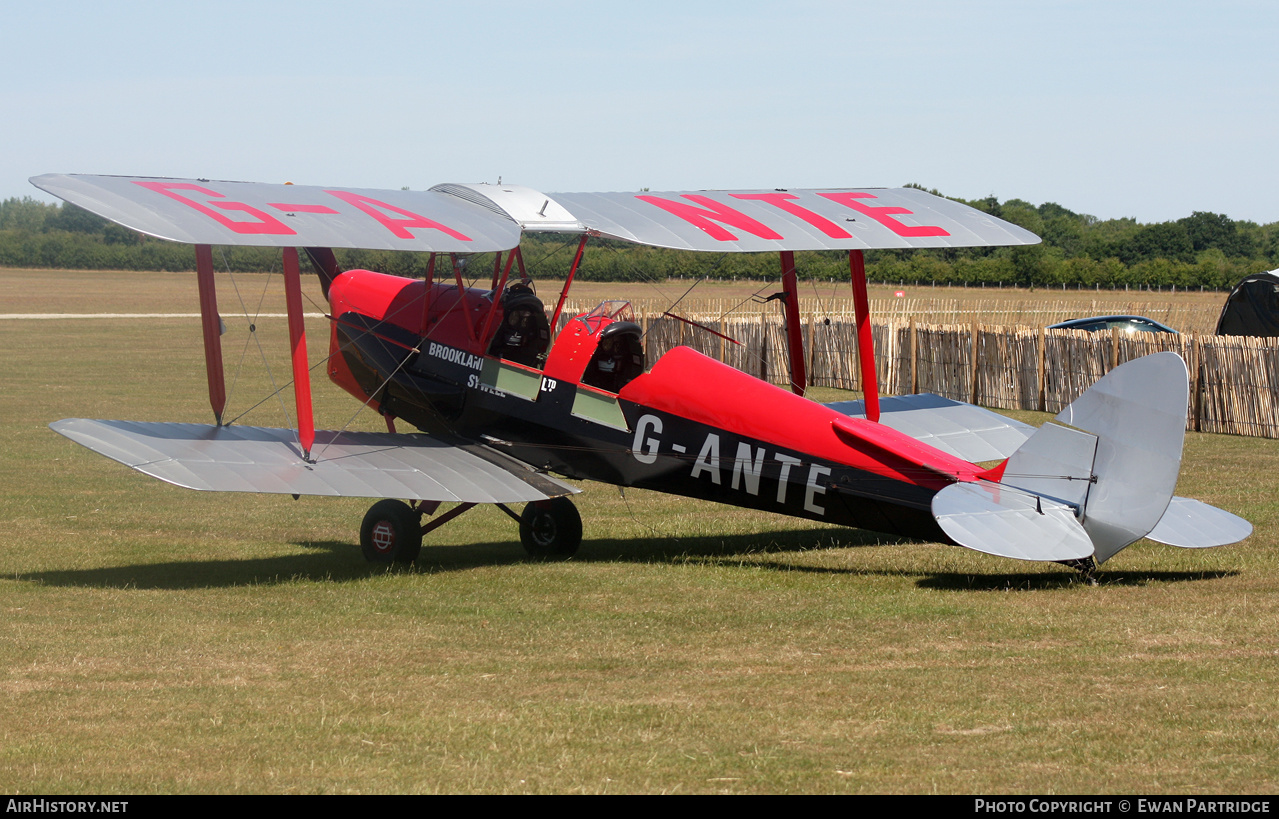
[315,252,482,450]
[218,248,294,431]
[573,241,794,376]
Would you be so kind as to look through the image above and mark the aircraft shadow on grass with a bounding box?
[18,528,1237,592]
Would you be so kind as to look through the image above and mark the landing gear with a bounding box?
[1059,556,1099,586]
[360,499,423,564]
[356,496,581,563]
[519,497,582,559]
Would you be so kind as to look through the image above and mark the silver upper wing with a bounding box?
[30,174,521,252]
[541,187,1040,252]
[33,175,1038,254]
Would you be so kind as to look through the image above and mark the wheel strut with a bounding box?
[419,502,478,536]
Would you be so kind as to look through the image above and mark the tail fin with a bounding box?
[933,352,1193,564]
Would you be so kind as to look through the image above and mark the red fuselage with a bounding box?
[326,269,986,541]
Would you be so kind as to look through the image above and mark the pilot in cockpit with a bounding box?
[581,321,644,393]
[488,284,549,367]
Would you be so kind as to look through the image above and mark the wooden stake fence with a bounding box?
[569,296,1225,335]
[626,310,1279,439]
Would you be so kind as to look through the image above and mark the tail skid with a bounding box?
[933,353,1250,566]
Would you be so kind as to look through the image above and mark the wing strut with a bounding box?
[449,254,479,349]
[778,251,807,396]
[549,234,590,336]
[512,245,529,282]
[489,252,504,290]
[478,248,519,346]
[849,249,880,422]
[420,253,437,332]
[282,247,316,458]
[194,244,227,425]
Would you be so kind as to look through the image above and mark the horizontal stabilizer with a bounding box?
[51,419,578,503]
[826,393,1034,462]
[932,481,1095,562]
[1146,497,1252,549]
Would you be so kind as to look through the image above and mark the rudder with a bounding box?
[934,352,1191,564]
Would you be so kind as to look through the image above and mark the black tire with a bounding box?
[519,497,582,559]
[360,499,423,564]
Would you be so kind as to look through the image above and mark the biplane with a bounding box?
[31,173,1252,577]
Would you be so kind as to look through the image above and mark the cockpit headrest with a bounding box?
[597,320,641,341]
[503,289,544,315]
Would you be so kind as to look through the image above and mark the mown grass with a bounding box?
[0,270,1276,793]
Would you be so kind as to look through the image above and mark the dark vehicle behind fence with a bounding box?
[1217,270,1279,337]
[1048,315,1178,335]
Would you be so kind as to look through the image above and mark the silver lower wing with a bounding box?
[51,419,578,503]
[825,393,1035,463]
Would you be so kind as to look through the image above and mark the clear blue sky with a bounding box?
[4,0,1275,224]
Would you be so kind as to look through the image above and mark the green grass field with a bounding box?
[1,269,1276,793]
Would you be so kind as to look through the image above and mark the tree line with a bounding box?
[2,188,1275,289]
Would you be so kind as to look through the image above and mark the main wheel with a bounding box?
[519,497,582,559]
[360,499,423,564]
